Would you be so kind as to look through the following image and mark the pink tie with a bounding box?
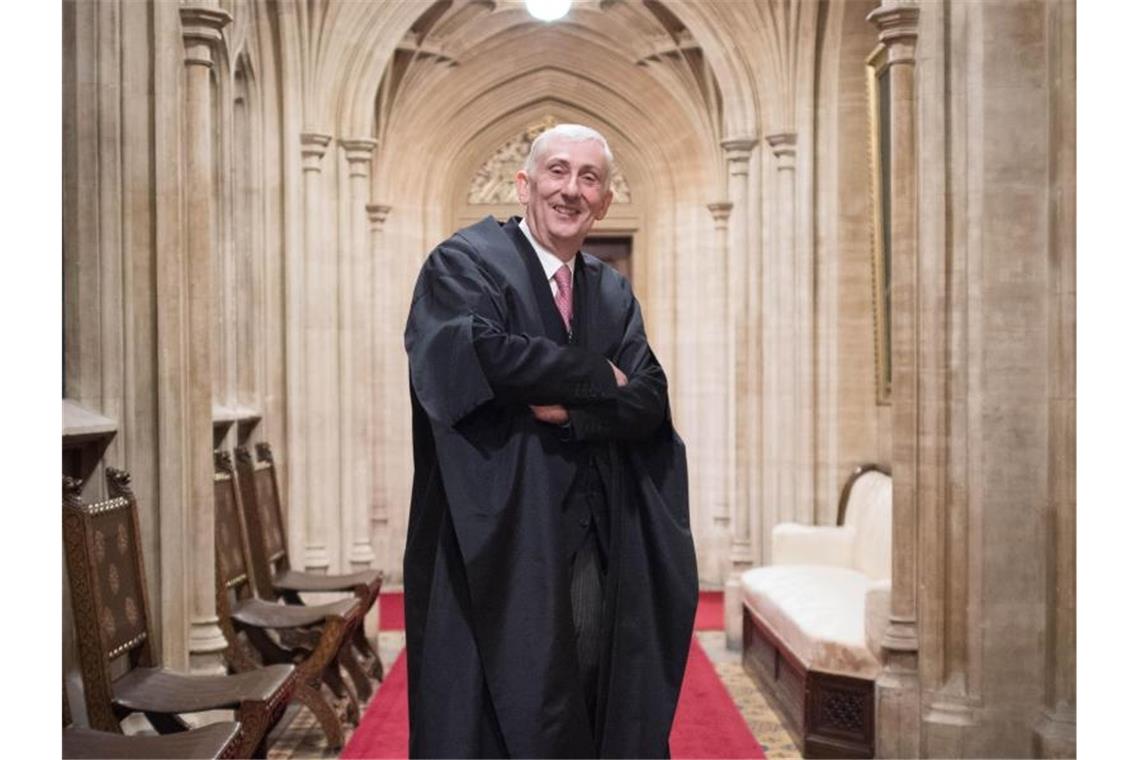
[553,264,573,334]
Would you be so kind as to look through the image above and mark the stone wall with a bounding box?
[873,0,1076,755]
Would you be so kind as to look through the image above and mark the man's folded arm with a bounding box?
[471,314,618,405]
[407,250,615,426]
[563,290,670,442]
[566,362,668,442]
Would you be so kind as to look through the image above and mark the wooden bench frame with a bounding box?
[741,464,888,759]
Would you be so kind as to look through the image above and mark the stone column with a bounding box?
[367,203,393,576]
[867,2,921,756]
[705,201,733,585]
[721,138,757,650]
[777,133,814,525]
[301,131,333,573]
[342,140,378,573]
[180,2,231,675]
[911,0,971,749]
[1035,0,1075,755]
[707,201,732,539]
[762,132,809,536]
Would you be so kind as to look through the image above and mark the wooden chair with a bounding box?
[234,443,384,700]
[214,451,364,750]
[63,688,242,759]
[63,471,296,758]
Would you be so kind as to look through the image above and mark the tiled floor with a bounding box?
[269,629,800,759]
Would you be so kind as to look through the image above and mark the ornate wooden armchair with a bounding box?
[234,443,384,698]
[63,471,296,758]
[214,451,364,750]
[63,688,241,759]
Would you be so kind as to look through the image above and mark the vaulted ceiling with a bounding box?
[366,0,729,212]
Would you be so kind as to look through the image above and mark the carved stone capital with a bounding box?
[707,201,732,226]
[765,131,796,152]
[765,131,797,169]
[366,204,392,228]
[867,1,919,57]
[300,132,332,172]
[729,539,754,568]
[721,137,758,167]
[882,615,920,653]
[180,5,232,68]
[342,139,378,178]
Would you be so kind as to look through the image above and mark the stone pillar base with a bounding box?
[188,619,227,676]
[1033,706,1076,758]
[304,546,331,574]
[875,660,920,758]
[724,575,743,650]
[922,692,977,757]
[349,541,374,573]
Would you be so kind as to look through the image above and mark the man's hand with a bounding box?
[530,404,570,425]
[609,360,628,387]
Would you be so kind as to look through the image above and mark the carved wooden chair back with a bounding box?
[213,451,258,607]
[234,444,291,597]
[63,470,159,731]
[213,451,270,671]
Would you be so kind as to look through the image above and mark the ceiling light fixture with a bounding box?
[525,0,571,22]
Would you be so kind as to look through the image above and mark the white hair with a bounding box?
[523,123,614,190]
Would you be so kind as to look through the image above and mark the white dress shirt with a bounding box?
[519,217,575,299]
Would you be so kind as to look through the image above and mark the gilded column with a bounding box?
[343,140,378,572]
[367,203,392,575]
[180,1,231,675]
[721,138,757,650]
[867,2,921,756]
[301,131,333,573]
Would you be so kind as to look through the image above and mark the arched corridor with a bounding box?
[61,1,1076,756]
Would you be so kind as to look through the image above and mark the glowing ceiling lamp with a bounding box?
[526,0,571,22]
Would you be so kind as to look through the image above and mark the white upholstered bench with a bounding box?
[741,465,892,759]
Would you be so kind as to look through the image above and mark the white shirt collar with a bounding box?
[519,217,575,282]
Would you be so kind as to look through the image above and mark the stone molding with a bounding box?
[300,132,332,170]
[366,204,392,227]
[721,137,757,171]
[179,5,232,68]
[707,201,732,226]
[867,2,919,59]
[342,139,378,178]
[765,131,798,168]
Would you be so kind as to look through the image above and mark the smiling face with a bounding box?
[515,136,614,261]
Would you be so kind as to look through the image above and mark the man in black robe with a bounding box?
[403,124,698,758]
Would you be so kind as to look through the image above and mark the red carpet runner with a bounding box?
[343,591,764,759]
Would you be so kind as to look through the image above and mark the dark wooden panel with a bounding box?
[742,606,876,758]
[583,235,632,281]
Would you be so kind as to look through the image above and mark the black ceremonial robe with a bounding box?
[403,215,698,758]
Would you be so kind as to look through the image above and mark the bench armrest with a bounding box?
[771,523,856,567]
